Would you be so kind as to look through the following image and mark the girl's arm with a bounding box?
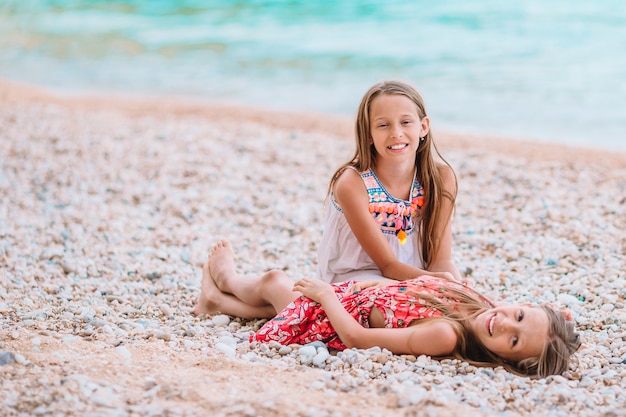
[293,279,457,356]
[334,168,459,282]
[347,278,396,292]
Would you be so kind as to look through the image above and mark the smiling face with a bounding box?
[368,94,429,161]
[471,305,550,362]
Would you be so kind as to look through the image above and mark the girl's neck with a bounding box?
[372,159,416,200]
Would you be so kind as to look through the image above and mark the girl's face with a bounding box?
[368,94,429,161]
[471,305,549,362]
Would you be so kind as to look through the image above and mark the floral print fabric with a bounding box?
[251,276,488,350]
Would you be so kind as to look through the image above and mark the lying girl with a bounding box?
[195,240,581,378]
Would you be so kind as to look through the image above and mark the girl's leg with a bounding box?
[193,262,276,319]
[200,240,301,314]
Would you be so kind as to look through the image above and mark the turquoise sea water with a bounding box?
[1,0,625,150]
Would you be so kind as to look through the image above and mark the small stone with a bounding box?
[154,331,171,341]
[159,304,173,316]
[557,294,580,306]
[215,342,236,357]
[304,341,327,351]
[312,350,330,367]
[14,354,27,365]
[142,271,162,281]
[108,339,123,347]
[374,353,390,364]
[39,248,64,260]
[211,315,231,327]
[144,377,158,390]
[92,387,120,408]
[310,379,325,390]
[217,335,238,347]
[578,377,595,388]
[298,345,317,359]
[0,351,16,365]
[425,364,442,373]
[182,340,198,349]
[115,346,132,359]
[278,346,292,355]
[241,352,258,362]
[298,345,317,365]
[61,259,77,274]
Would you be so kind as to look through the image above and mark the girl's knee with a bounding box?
[262,269,289,285]
[260,270,293,295]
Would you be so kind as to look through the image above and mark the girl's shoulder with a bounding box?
[435,163,457,194]
[335,165,370,179]
[332,167,369,208]
[436,163,455,178]
[333,166,368,188]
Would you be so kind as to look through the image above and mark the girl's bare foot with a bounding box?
[193,240,276,319]
[192,260,223,316]
[208,240,238,293]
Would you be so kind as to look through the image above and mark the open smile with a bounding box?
[487,314,496,336]
[387,143,408,150]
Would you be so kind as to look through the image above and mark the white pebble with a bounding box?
[557,294,580,305]
[211,315,231,327]
[218,335,238,347]
[215,342,236,357]
[312,350,330,367]
[298,345,317,359]
[159,304,173,316]
[278,346,292,355]
[115,346,132,359]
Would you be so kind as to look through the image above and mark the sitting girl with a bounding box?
[196,240,581,378]
[318,80,462,284]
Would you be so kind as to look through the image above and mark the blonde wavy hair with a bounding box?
[413,284,581,378]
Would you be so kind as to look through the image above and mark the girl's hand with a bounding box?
[461,276,474,287]
[420,269,474,287]
[426,271,456,282]
[426,271,473,287]
[347,280,390,292]
[293,279,335,304]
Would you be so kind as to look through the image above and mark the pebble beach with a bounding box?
[1,79,626,417]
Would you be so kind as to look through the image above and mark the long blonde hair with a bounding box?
[411,283,581,378]
[329,80,457,267]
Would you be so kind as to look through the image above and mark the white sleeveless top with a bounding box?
[316,168,425,283]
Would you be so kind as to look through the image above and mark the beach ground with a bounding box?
[1,79,625,417]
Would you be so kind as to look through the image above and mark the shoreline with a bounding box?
[1,77,626,417]
[3,77,625,169]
